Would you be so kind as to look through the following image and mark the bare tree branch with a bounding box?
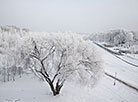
[30,54,41,61]
[41,45,55,62]
[56,49,66,73]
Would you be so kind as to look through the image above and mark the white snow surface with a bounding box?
[96,45,138,88]
[0,43,138,102]
[119,54,138,66]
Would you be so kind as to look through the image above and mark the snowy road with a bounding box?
[95,44,138,88]
[92,44,138,102]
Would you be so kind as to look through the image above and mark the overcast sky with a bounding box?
[0,0,138,33]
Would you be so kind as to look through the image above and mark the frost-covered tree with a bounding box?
[0,26,103,95]
[86,29,138,53]
[23,33,103,96]
[0,26,26,82]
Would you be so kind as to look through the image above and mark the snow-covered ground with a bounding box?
[126,54,138,60]
[0,43,138,102]
[118,54,138,66]
[95,45,138,88]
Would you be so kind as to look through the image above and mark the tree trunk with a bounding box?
[48,82,62,96]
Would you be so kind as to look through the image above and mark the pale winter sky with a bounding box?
[0,0,138,33]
